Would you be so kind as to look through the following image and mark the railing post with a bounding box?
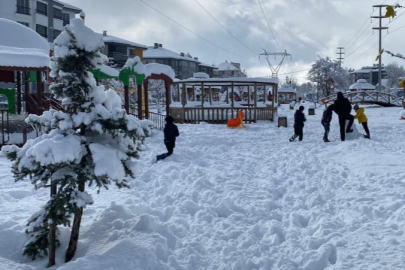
[143,80,149,119]
[254,83,258,122]
[201,82,204,121]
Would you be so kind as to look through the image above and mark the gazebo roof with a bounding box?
[0,19,50,70]
[278,84,296,93]
[349,79,375,90]
[179,77,279,86]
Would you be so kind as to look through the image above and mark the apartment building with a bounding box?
[0,0,81,43]
[144,43,200,79]
[101,31,147,68]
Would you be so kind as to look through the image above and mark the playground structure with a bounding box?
[169,77,279,124]
[0,19,51,146]
[278,84,297,104]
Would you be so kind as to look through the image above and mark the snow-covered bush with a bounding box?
[1,18,148,263]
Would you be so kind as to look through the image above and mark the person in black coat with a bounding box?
[157,115,179,161]
[321,104,334,142]
[333,92,354,141]
[290,106,306,142]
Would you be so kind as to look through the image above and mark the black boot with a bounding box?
[346,129,353,133]
[324,138,330,142]
[289,135,297,142]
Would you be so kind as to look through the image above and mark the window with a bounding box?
[36,24,47,38]
[62,13,70,26]
[18,21,29,27]
[36,2,47,16]
[54,8,62,20]
[108,45,127,55]
[129,48,135,56]
[16,0,30,15]
[53,29,62,38]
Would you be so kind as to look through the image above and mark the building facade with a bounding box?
[214,61,246,78]
[0,0,81,44]
[198,62,218,78]
[144,43,200,79]
[101,31,147,68]
[350,65,388,86]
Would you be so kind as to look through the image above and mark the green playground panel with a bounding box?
[0,88,16,114]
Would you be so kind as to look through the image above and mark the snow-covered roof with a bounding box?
[145,63,175,80]
[0,19,50,68]
[278,84,296,93]
[215,61,240,71]
[102,35,147,49]
[351,69,372,74]
[180,77,279,85]
[199,62,218,69]
[144,46,199,62]
[349,79,376,90]
[53,0,82,12]
[193,72,209,79]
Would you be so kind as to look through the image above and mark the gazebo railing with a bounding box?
[170,107,274,124]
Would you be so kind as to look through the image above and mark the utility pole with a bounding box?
[336,47,345,67]
[371,4,389,92]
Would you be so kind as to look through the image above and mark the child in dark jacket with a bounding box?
[157,116,179,161]
[289,106,306,142]
[321,104,335,142]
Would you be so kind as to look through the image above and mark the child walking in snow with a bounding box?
[353,104,370,139]
[290,106,306,142]
[156,116,180,162]
[321,104,334,142]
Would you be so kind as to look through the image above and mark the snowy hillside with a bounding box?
[1,105,405,270]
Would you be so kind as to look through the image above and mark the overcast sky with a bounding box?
[64,0,405,83]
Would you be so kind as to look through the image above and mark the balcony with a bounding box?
[16,5,30,15]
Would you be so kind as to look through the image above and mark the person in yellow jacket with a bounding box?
[354,104,370,139]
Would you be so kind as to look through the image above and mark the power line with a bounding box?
[345,8,405,60]
[257,0,283,51]
[345,32,377,59]
[278,68,311,76]
[193,0,258,55]
[344,17,373,50]
[346,20,377,52]
[138,0,250,60]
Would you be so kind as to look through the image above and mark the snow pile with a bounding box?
[400,109,405,119]
[124,56,146,75]
[98,64,119,77]
[193,72,209,79]
[54,19,104,52]
[145,63,175,79]
[0,19,50,68]
[1,106,405,269]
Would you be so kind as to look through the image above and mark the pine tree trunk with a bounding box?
[48,183,57,267]
[65,180,85,262]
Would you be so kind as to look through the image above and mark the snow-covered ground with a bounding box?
[1,105,405,270]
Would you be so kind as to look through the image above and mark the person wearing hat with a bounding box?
[156,115,180,161]
[353,104,370,139]
[289,105,306,142]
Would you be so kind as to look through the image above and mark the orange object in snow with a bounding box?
[227,110,246,128]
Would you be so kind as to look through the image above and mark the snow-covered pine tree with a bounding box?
[1,18,150,265]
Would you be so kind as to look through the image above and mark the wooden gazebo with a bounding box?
[0,19,50,116]
[170,77,279,124]
[278,84,297,104]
